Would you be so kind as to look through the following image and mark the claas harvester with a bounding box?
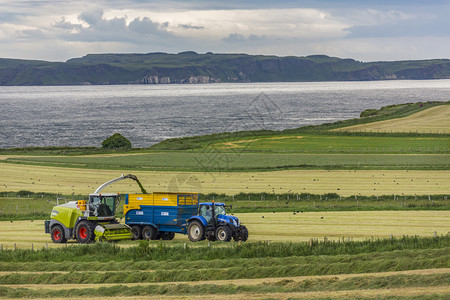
[44,174,145,243]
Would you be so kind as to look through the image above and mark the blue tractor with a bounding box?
[187,201,249,242]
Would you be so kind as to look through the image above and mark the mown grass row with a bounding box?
[0,235,448,263]
[0,251,447,284]
[0,273,448,298]
[0,247,447,273]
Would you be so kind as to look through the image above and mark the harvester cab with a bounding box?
[45,174,146,244]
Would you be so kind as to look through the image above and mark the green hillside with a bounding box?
[1,52,449,85]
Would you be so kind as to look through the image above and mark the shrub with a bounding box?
[102,133,132,149]
[360,108,379,117]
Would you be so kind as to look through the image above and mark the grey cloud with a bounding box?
[346,15,450,38]
[129,17,169,35]
[249,34,266,41]
[79,9,104,25]
[53,17,82,30]
[222,33,246,42]
[223,33,266,43]
[53,13,172,44]
[179,24,204,30]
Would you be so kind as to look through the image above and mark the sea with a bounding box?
[0,80,449,148]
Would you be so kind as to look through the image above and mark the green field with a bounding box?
[0,103,449,299]
[0,234,448,298]
[2,152,449,171]
[336,105,450,133]
[1,163,449,196]
[1,211,449,248]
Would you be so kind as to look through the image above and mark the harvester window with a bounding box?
[90,196,115,217]
[98,196,115,216]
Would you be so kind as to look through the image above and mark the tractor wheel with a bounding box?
[187,221,205,242]
[216,226,232,242]
[142,226,158,240]
[131,225,142,240]
[240,225,249,242]
[161,232,175,240]
[75,221,95,244]
[51,225,67,243]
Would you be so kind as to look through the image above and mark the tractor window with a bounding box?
[199,205,213,224]
[214,206,226,216]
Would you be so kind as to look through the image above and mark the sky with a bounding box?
[0,0,449,62]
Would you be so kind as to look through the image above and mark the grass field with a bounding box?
[335,105,450,133]
[0,163,449,196]
[2,152,449,171]
[0,103,449,299]
[0,234,448,299]
[209,134,450,154]
[1,210,448,249]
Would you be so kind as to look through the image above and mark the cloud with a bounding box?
[178,24,204,30]
[129,17,169,35]
[345,10,450,38]
[51,10,173,44]
[0,0,449,61]
[79,8,104,25]
[223,33,246,43]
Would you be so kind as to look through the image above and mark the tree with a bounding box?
[102,133,132,149]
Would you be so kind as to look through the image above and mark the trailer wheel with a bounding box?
[161,232,175,240]
[216,226,232,242]
[51,225,67,243]
[131,225,142,240]
[188,221,205,242]
[76,221,95,243]
[142,226,158,240]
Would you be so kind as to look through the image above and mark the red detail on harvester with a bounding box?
[53,229,61,241]
[79,227,88,239]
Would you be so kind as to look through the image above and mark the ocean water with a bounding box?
[0,80,449,148]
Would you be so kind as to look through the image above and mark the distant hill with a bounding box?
[1,52,449,85]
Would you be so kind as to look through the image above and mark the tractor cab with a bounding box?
[187,201,246,242]
[198,202,239,227]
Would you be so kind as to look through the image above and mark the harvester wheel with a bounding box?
[76,221,95,243]
[187,221,205,242]
[142,226,158,240]
[131,225,142,240]
[161,232,175,240]
[216,226,232,242]
[51,225,67,243]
